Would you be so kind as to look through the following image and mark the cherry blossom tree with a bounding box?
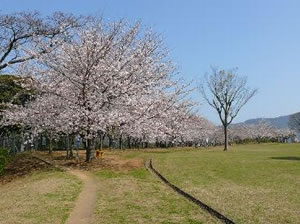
[275,128,296,143]
[11,18,184,161]
[2,15,228,157]
[0,11,82,72]
[228,121,296,144]
[289,112,300,133]
[114,88,196,148]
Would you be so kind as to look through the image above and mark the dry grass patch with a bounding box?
[0,153,52,184]
[0,170,82,224]
[33,150,144,171]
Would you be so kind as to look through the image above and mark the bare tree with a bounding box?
[288,112,300,132]
[0,11,81,72]
[200,67,257,151]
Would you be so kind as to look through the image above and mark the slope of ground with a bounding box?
[0,153,52,184]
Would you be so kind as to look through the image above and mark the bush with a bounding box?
[0,148,9,174]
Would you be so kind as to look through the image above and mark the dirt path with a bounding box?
[66,170,98,224]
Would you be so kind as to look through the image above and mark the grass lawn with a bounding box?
[0,170,82,224]
[0,144,299,224]
[93,168,217,224]
[99,143,300,224]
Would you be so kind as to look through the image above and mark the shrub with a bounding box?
[0,148,9,174]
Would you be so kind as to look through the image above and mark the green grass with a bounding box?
[1,144,299,224]
[0,170,82,224]
[93,167,217,224]
[100,143,300,224]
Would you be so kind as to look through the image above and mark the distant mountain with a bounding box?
[238,112,300,129]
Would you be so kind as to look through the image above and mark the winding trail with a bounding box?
[66,170,98,224]
[31,155,98,224]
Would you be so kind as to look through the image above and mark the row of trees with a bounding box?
[0,11,297,161]
[289,112,300,133]
[0,13,215,161]
[228,122,297,144]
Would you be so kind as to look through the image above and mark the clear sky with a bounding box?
[1,0,300,123]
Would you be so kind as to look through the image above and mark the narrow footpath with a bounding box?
[66,170,98,224]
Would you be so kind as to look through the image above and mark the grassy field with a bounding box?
[0,170,82,224]
[92,168,217,224]
[100,143,300,224]
[0,143,299,224]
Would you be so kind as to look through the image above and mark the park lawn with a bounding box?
[0,170,82,224]
[103,143,300,224]
[92,168,218,224]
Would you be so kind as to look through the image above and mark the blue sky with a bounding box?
[1,0,300,123]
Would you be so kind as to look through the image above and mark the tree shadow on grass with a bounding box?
[271,156,300,161]
[143,151,172,154]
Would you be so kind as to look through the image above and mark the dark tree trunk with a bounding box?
[85,139,92,162]
[137,139,141,150]
[155,139,159,148]
[100,133,103,150]
[128,136,131,149]
[49,137,53,154]
[224,125,228,151]
[119,135,123,150]
[65,136,69,158]
[69,135,74,157]
[66,135,73,159]
[134,138,138,148]
[108,135,113,148]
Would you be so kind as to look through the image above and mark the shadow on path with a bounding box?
[271,156,300,161]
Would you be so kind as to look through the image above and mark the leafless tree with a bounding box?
[288,112,300,132]
[200,67,257,151]
[0,11,81,72]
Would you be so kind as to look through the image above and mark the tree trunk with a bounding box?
[85,139,92,162]
[224,125,228,151]
[138,138,141,150]
[65,136,69,158]
[49,137,53,154]
[20,131,25,152]
[155,139,159,148]
[128,137,131,149]
[100,133,103,150]
[69,135,73,158]
[66,135,73,159]
[119,135,123,150]
[108,135,113,149]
